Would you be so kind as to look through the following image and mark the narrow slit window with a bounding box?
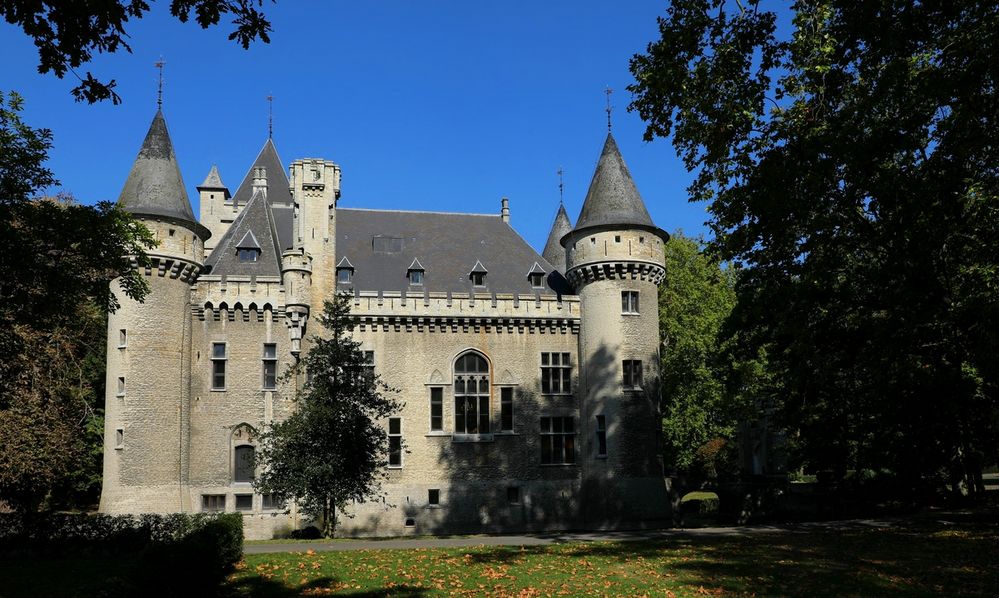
[117,376,125,397]
[595,415,607,457]
[118,329,127,348]
[211,343,226,390]
[429,387,443,432]
[115,428,124,449]
[262,343,277,389]
[500,387,514,432]
[388,418,402,467]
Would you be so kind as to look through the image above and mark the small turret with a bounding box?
[198,165,231,253]
[542,203,572,273]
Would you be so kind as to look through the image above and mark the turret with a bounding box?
[542,202,572,273]
[101,109,211,514]
[197,165,231,253]
[563,132,669,526]
[289,158,340,311]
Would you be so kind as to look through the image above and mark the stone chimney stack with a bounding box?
[500,197,510,223]
[252,167,267,199]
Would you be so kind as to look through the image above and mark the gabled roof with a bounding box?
[336,256,354,269]
[470,260,488,274]
[335,208,572,295]
[527,261,546,275]
[231,138,293,208]
[408,258,425,271]
[542,202,572,272]
[198,164,226,190]
[118,110,207,238]
[205,188,282,278]
[570,133,655,235]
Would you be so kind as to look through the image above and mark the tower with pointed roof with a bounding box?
[100,109,211,514]
[562,132,670,527]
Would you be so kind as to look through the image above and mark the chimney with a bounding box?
[500,197,510,223]
[252,167,267,198]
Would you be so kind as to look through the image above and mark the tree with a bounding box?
[630,1,999,497]
[254,294,402,537]
[0,90,155,511]
[1,0,274,104]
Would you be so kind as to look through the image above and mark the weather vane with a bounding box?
[266,94,274,138]
[557,167,565,205]
[604,86,613,131]
[155,57,166,108]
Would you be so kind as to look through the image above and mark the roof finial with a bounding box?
[266,94,274,139]
[557,166,565,206]
[155,57,166,109]
[604,86,613,132]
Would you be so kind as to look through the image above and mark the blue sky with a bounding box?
[0,1,712,251]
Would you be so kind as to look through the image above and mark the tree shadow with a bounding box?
[223,575,428,597]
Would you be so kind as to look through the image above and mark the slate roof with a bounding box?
[334,208,572,295]
[198,164,226,190]
[231,139,293,207]
[118,110,205,234]
[205,188,283,279]
[542,202,572,272]
[570,133,655,236]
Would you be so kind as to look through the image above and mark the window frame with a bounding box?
[262,343,277,390]
[429,387,444,432]
[336,267,352,284]
[237,248,260,262]
[623,359,644,390]
[428,488,441,506]
[262,493,287,511]
[540,416,576,465]
[499,387,514,432]
[116,376,126,397]
[201,494,226,513]
[622,290,640,315]
[409,269,424,285]
[388,417,403,468]
[540,352,572,395]
[529,272,545,288]
[595,415,607,458]
[471,271,486,287]
[234,493,254,512]
[453,352,490,437]
[211,342,227,391]
[233,444,256,483]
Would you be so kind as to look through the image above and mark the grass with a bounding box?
[225,520,999,597]
[2,519,996,597]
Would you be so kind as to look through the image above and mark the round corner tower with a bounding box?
[100,109,211,514]
[563,132,670,527]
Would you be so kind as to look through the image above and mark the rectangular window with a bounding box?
[262,343,277,389]
[388,417,402,467]
[118,329,127,348]
[363,350,375,380]
[623,360,643,389]
[117,376,125,397]
[262,493,286,510]
[235,494,253,511]
[471,272,486,286]
[202,494,225,512]
[500,387,514,432]
[337,268,352,283]
[595,415,607,457]
[507,486,521,504]
[540,416,576,465]
[541,352,572,395]
[429,387,443,432]
[115,428,124,449]
[428,489,440,506]
[211,343,226,390]
[409,270,423,285]
[622,290,640,314]
[529,272,544,288]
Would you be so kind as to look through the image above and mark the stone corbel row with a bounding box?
[353,315,579,335]
[134,256,202,283]
[566,261,666,287]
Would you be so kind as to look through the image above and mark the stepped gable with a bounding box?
[205,188,283,279]
[568,133,655,238]
[336,208,572,295]
[118,110,207,238]
[541,202,572,272]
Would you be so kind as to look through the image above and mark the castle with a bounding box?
[99,107,671,538]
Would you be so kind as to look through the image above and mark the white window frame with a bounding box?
[429,387,444,432]
[211,342,227,390]
[262,343,277,390]
[541,352,572,395]
[622,290,640,315]
[623,359,643,390]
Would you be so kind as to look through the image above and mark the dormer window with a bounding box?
[408,258,425,285]
[235,230,261,263]
[470,260,488,287]
[336,257,354,284]
[527,262,546,289]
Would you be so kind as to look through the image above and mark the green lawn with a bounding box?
[2,520,996,597]
[227,522,999,597]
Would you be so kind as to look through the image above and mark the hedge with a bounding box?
[0,512,243,595]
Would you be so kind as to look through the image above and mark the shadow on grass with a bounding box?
[222,575,428,598]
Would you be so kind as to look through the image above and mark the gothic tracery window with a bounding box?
[454,351,490,435]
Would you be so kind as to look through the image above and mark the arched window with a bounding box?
[234,445,255,482]
[454,351,490,434]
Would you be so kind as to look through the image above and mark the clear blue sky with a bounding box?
[0,1,711,251]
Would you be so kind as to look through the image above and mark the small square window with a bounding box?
[168,229,175,237]
[115,428,124,449]
[623,360,643,389]
[507,486,521,504]
[590,237,596,245]
[409,269,424,285]
[639,236,645,244]
[202,494,225,512]
[615,235,621,243]
[471,272,486,286]
[428,489,440,505]
[235,494,253,511]
[404,517,416,527]
[337,268,352,283]
[622,291,640,314]
[529,272,545,288]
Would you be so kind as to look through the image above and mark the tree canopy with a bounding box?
[1,0,274,103]
[631,0,999,494]
[255,294,403,537]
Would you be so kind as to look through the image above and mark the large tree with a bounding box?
[0,91,155,511]
[631,1,999,496]
[1,0,275,103]
[254,294,402,537]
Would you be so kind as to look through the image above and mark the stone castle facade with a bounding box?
[100,108,671,538]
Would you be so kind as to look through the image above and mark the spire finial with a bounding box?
[557,166,565,206]
[604,86,613,131]
[266,94,274,139]
[154,57,166,108]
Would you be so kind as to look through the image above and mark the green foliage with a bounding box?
[631,1,999,493]
[2,1,274,103]
[0,90,155,512]
[255,293,403,537]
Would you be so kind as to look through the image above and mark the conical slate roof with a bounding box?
[205,188,283,278]
[198,164,226,190]
[542,203,572,272]
[571,133,654,234]
[117,110,199,226]
[232,139,293,207]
